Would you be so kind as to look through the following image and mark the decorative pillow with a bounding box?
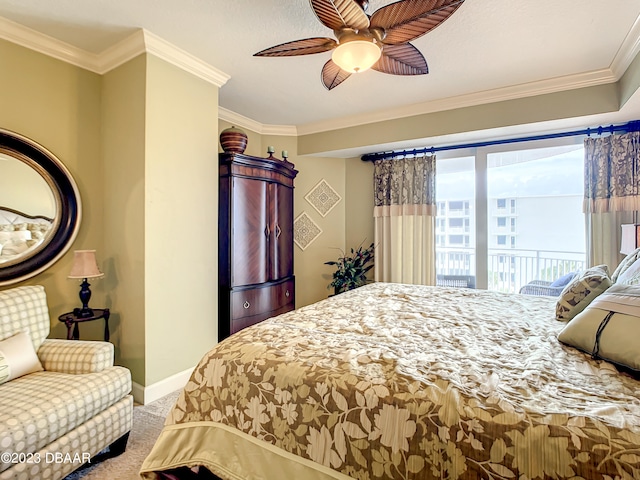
[558,283,640,373]
[0,331,44,385]
[611,247,640,283]
[555,265,611,321]
[550,271,577,288]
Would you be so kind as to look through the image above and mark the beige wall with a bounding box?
[0,39,104,335]
[144,54,219,385]
[1,41,222,390]
[345,157,374,250]
[101,54,147,385]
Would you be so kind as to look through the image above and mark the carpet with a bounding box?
[64,390,181,480]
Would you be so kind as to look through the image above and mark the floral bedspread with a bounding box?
[159,283,640,479]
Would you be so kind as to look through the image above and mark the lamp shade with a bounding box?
[68,250,104,279]
[331,39,381,73]
[620,224,640,254]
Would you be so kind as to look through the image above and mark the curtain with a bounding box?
[584,131,640,268]
[373,155,436,285]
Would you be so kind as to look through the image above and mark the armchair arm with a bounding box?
[518,283,564,297]
[37,339,114,374]
[526,280,553,287]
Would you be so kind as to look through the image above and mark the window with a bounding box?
[435,156,476,277]
[487,144,585,292]
[449,235,464,245]
[436,140,586,292]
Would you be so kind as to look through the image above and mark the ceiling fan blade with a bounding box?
[310,0,370,31]
[321,60,352,90]
[255,37,337,57]
[372,43,428,75]
[370,0,465,45]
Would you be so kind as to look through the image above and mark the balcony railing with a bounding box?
[436,247,586,294]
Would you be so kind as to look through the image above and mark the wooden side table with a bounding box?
[58,308,110,341]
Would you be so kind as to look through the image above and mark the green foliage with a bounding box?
[325,242,375,294]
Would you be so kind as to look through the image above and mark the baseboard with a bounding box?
[131,366,194,405]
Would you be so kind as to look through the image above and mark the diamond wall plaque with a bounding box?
[294,212,323,251]
[305,179,342,217]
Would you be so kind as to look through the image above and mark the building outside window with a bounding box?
[435,141,586,292]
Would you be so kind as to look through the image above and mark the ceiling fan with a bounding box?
[254,0,466,90]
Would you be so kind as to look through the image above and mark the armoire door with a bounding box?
[232,177,269,286]
[268,182,294,281]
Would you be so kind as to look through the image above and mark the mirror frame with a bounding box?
[0,128,82,286]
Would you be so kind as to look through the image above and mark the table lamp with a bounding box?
[620,224,640,255]
[68,250,104,318]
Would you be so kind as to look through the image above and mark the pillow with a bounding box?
[0,331,44,385]
[611,247,640,283]
[550,271,577,288]
[0,241,30,257]
[615,257,640,285]
[558,283,640,373]
[0,230,32,245]
[555,265,611,321]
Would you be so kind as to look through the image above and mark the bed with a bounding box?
[140,282,640,480]
[0,206,53,265]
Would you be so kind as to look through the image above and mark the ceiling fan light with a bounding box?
[331,40,381,74]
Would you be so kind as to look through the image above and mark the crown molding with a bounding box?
[296,68,617,136]
[218,107,297,136]
[96,29,146,74]
[611,14,640,77]
[0,16,102,72]
[0,17,229,87]
[141,30,229,87]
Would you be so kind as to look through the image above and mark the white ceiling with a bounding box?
[2,0,640,153]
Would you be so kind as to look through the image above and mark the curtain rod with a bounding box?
[360,120,640,162]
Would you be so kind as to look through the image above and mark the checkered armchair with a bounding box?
[0,285,133,480]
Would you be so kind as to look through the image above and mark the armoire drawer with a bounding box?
[231,280,294,320]
[230,302,294,335]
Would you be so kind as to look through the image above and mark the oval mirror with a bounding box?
[0,128,81,285]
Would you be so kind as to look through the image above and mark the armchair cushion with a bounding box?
[0,331,43,385]
[37,339,114,374]
[0,367,131,466]
[0,285,50,349]
[550,271,577,287]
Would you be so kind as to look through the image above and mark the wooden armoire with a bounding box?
[218,152,298,341]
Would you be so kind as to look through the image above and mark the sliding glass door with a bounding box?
[435,156,476,280]
[435,139,587,291]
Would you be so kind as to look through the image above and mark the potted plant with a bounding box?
[325,242,375,295]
